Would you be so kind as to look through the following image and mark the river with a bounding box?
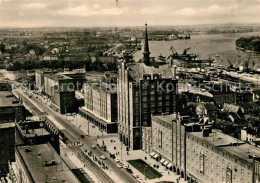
[134,32,260,68]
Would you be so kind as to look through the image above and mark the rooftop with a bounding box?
[188,129,260,163]
[20,128,50,138]
[16,144,79,183]
[0,122,15,129]
[0,91,21,107]
[127,62,175,81]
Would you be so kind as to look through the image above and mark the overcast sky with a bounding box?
[0,0,260,28]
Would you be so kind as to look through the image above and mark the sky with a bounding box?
[0,0,260,28]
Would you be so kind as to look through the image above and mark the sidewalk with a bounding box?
[65,114,105,137]
[60,140,98,183]
[97,136,187,183]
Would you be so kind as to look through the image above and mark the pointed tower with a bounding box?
[143,23,150,65]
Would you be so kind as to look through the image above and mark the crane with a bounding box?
[228,59,233,68]
[183,47,191,55]
[244,54,251,71]
[169,46,178,55]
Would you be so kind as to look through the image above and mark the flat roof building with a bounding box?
[9,143,79,183]
[186,129,260,183]
[0,91,25,122]
[80,81,117,133]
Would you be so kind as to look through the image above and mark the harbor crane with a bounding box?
[228,59,233,68]
[169,46,178,55]
[244,54,251,71]
[183,47,191,55]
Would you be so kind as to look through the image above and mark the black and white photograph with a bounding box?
[0,0,260,183]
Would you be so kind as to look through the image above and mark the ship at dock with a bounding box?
[168,46,214,67]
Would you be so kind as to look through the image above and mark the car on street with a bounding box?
[127,168,133,173]
[137,178,143,183]
[100,155,106,160]
[123,165,128,169]
[115,158,120,163]
[77,142,83,147]
[132,174,139,179]
[91,145,96,149]
[80,135,85,138]
[117,163,123,168]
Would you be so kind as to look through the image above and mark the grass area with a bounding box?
[128,159,162,179]
[71,169,91,183]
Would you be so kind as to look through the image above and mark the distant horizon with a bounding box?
[1,0,260,28]
[1,23,260,29]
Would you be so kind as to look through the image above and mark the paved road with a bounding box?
[13,89,138,183]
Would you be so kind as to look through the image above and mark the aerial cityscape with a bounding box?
[1,0,260,183]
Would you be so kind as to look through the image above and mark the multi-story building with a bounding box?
[15,120,60,154]
[118,24,178,150]
[8,143,79,183]
[186,129,260,183]
[150,114,201,179]
[241,127,260,146]
[43,73,76,114]
[0,90,25,123]
[80,81,117,133]
[145,113,260,183]
[35,69,54,92]
[0,122,15,175]
[142,126,152,154]
[35,70,86,114]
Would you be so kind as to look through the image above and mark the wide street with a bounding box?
[12,87,138,183]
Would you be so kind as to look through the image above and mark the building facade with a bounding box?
[117,24,178,150]
[0,123,15,175]
[0,89,25,123]
[35,69,54,92]
[150,114,201,179]
[80,82,118,133]
[186,130,260,183]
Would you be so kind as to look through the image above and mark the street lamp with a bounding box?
[121,143,123,161]
[144,165,148,180]
[72,113,77,125]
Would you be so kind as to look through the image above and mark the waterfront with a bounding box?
[134,32,260,68]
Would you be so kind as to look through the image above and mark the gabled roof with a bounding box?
[127,62,174,81]
[203,103,218,111]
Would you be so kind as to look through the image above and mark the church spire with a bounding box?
[143,23,150,65]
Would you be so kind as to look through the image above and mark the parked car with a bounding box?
[127,168,133,173]
[115,158,120,163]
[80,135,85,138]
[117,163,123,168]
[132,174,139,179]
[137,178,143,183]
[123,165,128,169]
[91,145,96,149]
[100,155,106,160]
[77,142,83,147]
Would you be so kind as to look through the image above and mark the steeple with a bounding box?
[143,23,150,66]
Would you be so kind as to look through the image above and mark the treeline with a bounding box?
[0,41,46,55]
[236,36,260,53]
[7,59,117,72]
[148,30,179,36]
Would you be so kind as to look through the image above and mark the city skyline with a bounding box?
[1,0,260,28]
